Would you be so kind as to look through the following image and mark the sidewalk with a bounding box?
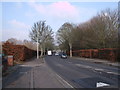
[2,57,73,88]
[72,57,120,68]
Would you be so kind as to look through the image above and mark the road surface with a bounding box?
[2,56,120,88]
[45,55,120,88]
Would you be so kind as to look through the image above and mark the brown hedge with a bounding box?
[2,42,36,61]
[71,48,119,62]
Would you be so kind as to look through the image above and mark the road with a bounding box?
[45,55,120,88]
[2,56,119,88]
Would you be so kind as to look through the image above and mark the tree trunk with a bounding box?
[69,43,72,57]
[37,41,39,59]
[43,45,45,55]
[43,43,46,55]
[40,46,43,57]
[43,48,45,55]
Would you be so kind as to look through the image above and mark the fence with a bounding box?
[71,48,119,62]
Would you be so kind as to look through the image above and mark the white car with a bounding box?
[61,53,67,59]
[55,52,59,56]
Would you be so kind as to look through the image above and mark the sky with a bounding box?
[1,1,118,41]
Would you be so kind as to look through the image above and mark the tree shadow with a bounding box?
[2,65,32,88]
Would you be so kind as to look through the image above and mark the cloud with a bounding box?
[26,1,98,33]
[28,1,80,22]
[8,19,30,30]
[28,2,98,25]
[50,1,80,20]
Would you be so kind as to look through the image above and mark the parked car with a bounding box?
[61,53,67,59]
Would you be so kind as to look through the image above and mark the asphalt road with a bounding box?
[45,55,120,88]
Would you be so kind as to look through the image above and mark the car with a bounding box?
[61,53,67,59]
[55,52,59,56]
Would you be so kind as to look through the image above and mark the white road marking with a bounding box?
[95,68,104,71]
[75,64,119,75]
[96,82,110,87]
[107,72,119,75]
[55,74,74,88]
[75,64,92,69]
[19,72,28,74]
[19,65,34,67]
[19,64,40,67]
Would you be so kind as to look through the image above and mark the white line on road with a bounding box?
[75,64,119,75]
[107,72,119,75]
[55,74,74,88]
[19,65,40,67]
[94,68,104,71]
[19,72,28,74]
[75,64,92,69]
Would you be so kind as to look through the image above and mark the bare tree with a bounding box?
[99,8,118,48]
[7,38,18,45]
[23,39,37,50]
[6,38,23,45]
[57,22,75,57]
[29,21,53,58]
[74,8,118,49]
[57,8,118,53]
[88,8,118,48]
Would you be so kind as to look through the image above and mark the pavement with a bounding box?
[2,57,73,88]
[71,57,120,68]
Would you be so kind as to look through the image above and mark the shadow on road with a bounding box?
[3,63,32,88]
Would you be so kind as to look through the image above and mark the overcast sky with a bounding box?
[1,1,118,41]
